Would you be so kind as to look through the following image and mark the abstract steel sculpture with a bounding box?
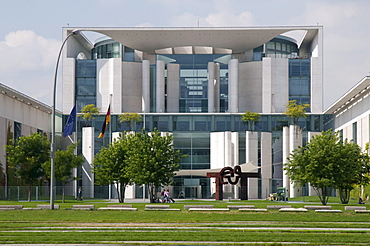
[207,165,260,200]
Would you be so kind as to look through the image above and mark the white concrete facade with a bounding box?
[245,131,259,199]
[0,83,53,180]
[261,132,272,199]
[82,127,95,198]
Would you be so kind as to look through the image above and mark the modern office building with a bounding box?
[59,26,332,200]
[325,76,370,150]
[0,83,54,191]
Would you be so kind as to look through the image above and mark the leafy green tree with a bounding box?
[285,130,366,205]
[93,135,131,203]
[241,111,260,131]
[284,100,310,124]
[118,113,142,131]
[5,133,49,201]
[126,129,185,203]
[334,139,369,204]
[79,104,100,126]
[42,142,84,203]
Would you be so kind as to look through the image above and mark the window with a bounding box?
[352,122,357,143]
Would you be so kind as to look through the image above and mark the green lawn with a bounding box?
[0,198,369,245]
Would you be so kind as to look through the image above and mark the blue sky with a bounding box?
[1,0,369,110]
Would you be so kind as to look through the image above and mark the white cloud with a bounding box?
[136,22,155,27]
[0,30,60,105]
[170,0,255,27]
[0,30,59,73]
[205,10,254,27]
[288,1,370,108]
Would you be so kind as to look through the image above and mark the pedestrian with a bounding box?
[160,189,166,203]
[77,187,83,201]
[165,189,175,203]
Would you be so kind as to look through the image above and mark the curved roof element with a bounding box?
[65,26,320,54]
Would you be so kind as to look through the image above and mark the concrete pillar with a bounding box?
[208,62,221,113]
[214,63,220,112]
[112,132,121,142]
[289,124,302,198]
[210,132,225,169]
[167,63,180,113]
[261,132,272,199]
[208,62,215,113]
[307,132,321,196]
[228,59,239,113]
[142,60,150,113]
[224,132,232,167]
[82,127,94,198]
[62,58,76,114]
[156,60,165,113]
[262,57,272,113]
[246,131,258,199]
[231,132,239,167]
[97,58,121,113]
[282,126,290,197]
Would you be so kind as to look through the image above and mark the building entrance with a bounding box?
[185,185,202,199]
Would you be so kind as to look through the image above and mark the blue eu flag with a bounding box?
[63,105,76,137]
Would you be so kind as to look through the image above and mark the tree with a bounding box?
[5,133,49,201]
[118,113,142,131]
[126,129,185,203]
[93,135,131,203]
[42,142,84,203]
[241,111,260,131]
[284,130,366,205]
[333,139,369,204]
[79,104,100,126]
[284,100,310,124]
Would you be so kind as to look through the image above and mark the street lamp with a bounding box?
[50,29,80,209]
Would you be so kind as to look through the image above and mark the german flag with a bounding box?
[98,105,111,138]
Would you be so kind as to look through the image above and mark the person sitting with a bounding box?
[359,197,365,204]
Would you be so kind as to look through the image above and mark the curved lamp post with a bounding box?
[50,29,80,209]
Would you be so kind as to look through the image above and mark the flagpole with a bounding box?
[50,30,79,210]
[109,94,112,144]
[74,100,78,199]
[109,94,112,201]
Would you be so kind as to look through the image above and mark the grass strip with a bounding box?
[0,230,369,244]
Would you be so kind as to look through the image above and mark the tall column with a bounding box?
[282,126,290,197]
[156,60,165,113]
[142,60,150,113]
[214,63,220,112]
[246,131,258,199]
[208,62,221,113]
[210,132,225,169]
[307,132,321,196]
[82,127,94,198]
[231,132,239,167]
[261,132,272,199]
[289,124,302,198]
[224,132,232,167]
[228,59,239,113]
[167,63,180,113]
[208,62,215,113]
[262,57,272,113]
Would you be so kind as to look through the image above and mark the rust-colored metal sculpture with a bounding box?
[207,165,259,200]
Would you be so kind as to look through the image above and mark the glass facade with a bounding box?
[69,112,333,198]
[75,60,97,112]
[289,59,311,108]
[253,36,299,61]
[157,54,231,113]
[92,39,121,59]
